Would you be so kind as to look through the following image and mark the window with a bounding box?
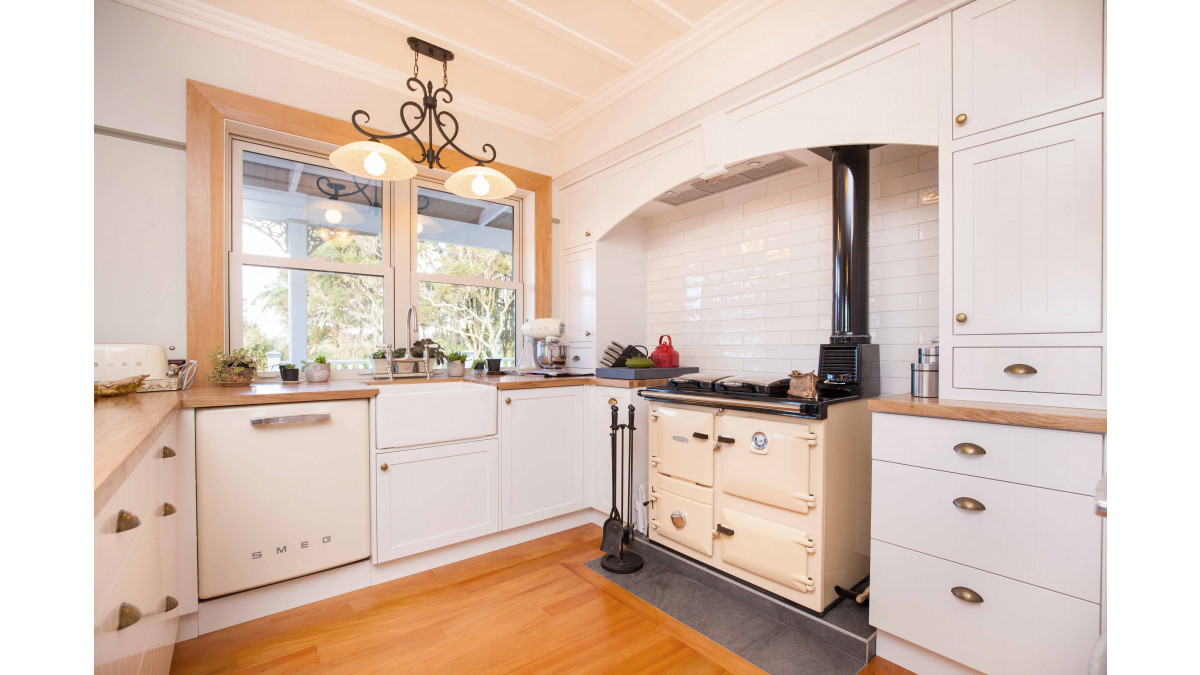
[228,140,522,376]
[413,184,521,365]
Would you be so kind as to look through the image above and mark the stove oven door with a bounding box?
[717,415,818,514]
[717,507,815,594]
[649,406,715,486]
[649,475,714,557]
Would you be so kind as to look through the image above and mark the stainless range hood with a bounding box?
[654,153,806,206]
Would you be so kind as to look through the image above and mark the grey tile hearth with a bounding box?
[586,540,874,675]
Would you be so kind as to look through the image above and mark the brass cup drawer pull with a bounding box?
[160,445,176,458]
[160,502,177,517]
[115,509,141,533]
[117,602,142,630]
[608,398,617,405]
[953,442,986,456]
[951,586,984,603]
[163,596,179,613]
[1003,363,1037,375]
[953,497,986,511]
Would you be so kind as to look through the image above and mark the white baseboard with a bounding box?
[179,509,606,642]
[876,631,981,675]
[369,509,605,585]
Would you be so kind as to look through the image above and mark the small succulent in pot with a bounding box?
[391,347,407,359]
[370,349,391,377]
[277,363,300,382]
[207,346,264,384]
[472,359,487,372]
[305,354,331,383]
[409,339,446,366]
[445,351,468,377]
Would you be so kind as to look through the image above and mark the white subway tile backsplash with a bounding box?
[646,148,938,377]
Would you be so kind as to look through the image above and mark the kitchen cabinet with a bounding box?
[375,439,500,563]
[951,0,1104,138]
[95,415,184,675]
[500,387,584,529]
[952,114,1103,335]
[561,247,595,347]
[560,177,595,251]
[584,387,650,515]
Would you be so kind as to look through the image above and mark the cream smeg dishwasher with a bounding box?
[196,400,370,599]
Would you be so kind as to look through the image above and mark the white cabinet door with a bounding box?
[586,389,631,513]
[561,177,595,251]
[952,115,1103,334]
[375,439,500,563]
[500,388,584,529]
[952,0,1104,138]
[561,247,595,345]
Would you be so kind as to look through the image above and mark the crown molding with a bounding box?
[546,0,781,138]
[110,0,556,139]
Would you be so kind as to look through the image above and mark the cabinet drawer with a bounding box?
[872,461,1101,602]
[871,540,1099,674]
[95,508,160,674]
[649,477,713,557]
[566,344,594,368]
[954,346,1102,395]
[872,413,1103,495]
[95,442,159,613]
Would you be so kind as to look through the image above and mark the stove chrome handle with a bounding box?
[250,413,331,426]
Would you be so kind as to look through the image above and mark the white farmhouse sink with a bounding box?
[376,382,497,449]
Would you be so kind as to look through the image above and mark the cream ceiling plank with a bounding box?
[481,0,636,70]
[329,0,588,102]
[629,0,694,33]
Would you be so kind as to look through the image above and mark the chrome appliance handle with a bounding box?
[250,413,331,426]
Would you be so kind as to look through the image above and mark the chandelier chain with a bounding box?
[443,61,448,87]
[413,50,419,78]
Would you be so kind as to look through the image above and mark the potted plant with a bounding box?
[391,346,414,375]
[445,351,468,377]
[370,349,390,378]
[207,347,263,385]
[472,359,487,372]
[277,363,300,382]
[305,354,331,383]
[410,339,446,373]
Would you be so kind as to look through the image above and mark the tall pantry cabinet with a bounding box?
[938,0,1107,410]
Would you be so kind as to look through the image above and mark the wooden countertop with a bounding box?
[181,379,380,408]
[95,391,182,516]
[462,373,672,390]
[867,394,1107,434]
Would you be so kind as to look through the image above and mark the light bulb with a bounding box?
[471,173,489,196]
[363,151,386,177]
[324,208,343,225]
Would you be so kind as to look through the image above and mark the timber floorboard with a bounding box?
[170,524,913,674]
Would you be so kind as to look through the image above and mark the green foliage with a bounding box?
[445,351,468,363]
[472,359,486,369]
[311,354,328,364]
[416,240,515,361]
[391,347,407,358]
[370,349,389,360]
[206,346,265,382]
[277,363,297,370]
[410,339,446,365]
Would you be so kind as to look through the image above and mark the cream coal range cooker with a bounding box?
[639,145,879,614]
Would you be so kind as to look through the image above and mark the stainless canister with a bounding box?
[918,345,939,365]
[911,362,938,398]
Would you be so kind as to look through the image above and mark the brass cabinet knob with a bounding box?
[505,397,512,404]
[1003,363,1037,375]
[117,602,142,630]
[953,497,986,511]
[115,509,141,533]
[608,398,618,405]
[953,442,986,456]
[160,446,176,458]
[160,502,177,517]
[955,113,967,124]
[955,313,967,323]
[380,463,389,471]
[585,331,591,336]
[163,596,179,613]
[951,586,984,603]
[585,231,592,237]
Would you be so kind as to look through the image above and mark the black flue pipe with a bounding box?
[829,145,871,344]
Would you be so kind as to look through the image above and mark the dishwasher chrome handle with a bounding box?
[250,413,331,426]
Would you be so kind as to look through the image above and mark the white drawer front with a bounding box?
[872,461,1101,602]
[953,347,1102,396]
[871,540,1099,675]
[565,344,594,368]
[377,383,497,450]
[872,413,1103,495]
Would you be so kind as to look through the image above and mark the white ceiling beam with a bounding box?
[329,0,588,103]
[481,0,636,71]
[629,0,694,33]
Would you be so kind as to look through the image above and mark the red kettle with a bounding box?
[651,335,680,367]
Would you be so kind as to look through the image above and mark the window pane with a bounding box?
[418,282,515,363]
[417,187,514,280]
[241,151,383,265]
[242,265,384,369]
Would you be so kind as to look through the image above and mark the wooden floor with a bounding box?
[171,525,913,674]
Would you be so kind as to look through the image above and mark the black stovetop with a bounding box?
[637,385,861,420]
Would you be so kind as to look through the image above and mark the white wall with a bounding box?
[644,145,938,394]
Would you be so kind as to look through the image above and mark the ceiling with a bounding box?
[121,0,755,139]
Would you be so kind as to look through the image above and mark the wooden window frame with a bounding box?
[186,80,552,378]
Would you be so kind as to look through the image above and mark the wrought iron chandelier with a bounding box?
[330,37,516,200]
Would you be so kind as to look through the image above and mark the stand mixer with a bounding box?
[516,318,567,376]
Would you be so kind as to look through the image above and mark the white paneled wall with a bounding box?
[645,145,939,394]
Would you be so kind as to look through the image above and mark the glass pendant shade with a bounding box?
[307,199,365,227]
[329,140,417,181]
[445,165,516,200]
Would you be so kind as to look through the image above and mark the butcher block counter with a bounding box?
[867,394,1106,434]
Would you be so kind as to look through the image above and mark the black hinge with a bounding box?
[715,524,735,537]
[692,432,709,440]
[716,435,735,444]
